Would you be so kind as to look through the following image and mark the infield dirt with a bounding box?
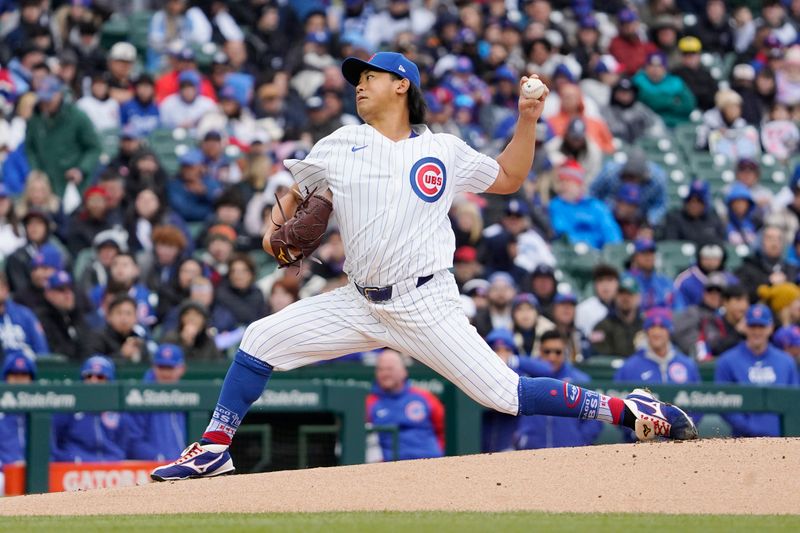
[1,438,797,516]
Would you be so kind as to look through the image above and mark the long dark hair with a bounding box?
[391,73,427,124]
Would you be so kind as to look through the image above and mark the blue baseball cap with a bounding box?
[618,7,639,23]
[46,270,73,290]
[633,237,657,254]
[342,52,421,89]
[488,271,516,289]
[616,183,641,204]
[485,328,518,354]
[2,350,37,379]
[644,312,673,332]
[512,292,540,310]
[178,69,201,88]
[505,198,530,216]
[685,179,709,202]
[773,325,800,349]
[154,343,185,367]
[30,243,63,270]
[180,148,204,166]
[493,65,517,83]
[554,291,578,305]
[424,92,444,113]
[36,75,63,103]
[80,355,116,381]
[746,304,773,327]
[305,31,329,45]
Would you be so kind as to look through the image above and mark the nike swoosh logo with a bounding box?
[351,145,368,152]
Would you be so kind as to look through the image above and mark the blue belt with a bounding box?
[355,274,434,303]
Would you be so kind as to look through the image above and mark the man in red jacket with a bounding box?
[609,8,658,76]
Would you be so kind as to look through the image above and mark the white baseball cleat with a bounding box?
[623,388,698,441]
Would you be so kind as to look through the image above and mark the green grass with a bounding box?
[1,512,798,533]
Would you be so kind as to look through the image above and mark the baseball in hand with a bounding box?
[521,78,546,100]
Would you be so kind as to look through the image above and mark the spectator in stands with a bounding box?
[25,75,101,198]
[548,83,614,154]
[633,51,696,127]
[735,225,797,301]
[672,36,718,112]
[673,242,736,311]
[86,295,150,364]
[772,325,800,364]
[590,274,643,357]
[142,225,188,314]
[691,0,733,55]
[549,117,603,181]
[610,8,658,76]
[0,184,25,259]
[760,103,799,162]
[591,147,668,226]
[715,304,799,437]
[90,252,156,327]
[515,330,601,450]
[725,184,763,248]
[51,355,127,462]
[162,300,224,361]
[120,74,160,136]
[453,246,482,292]
[215,254,267,327]
[0,351,36,467]
[480,198,533,275]
[659,180,726,245]
[757,281,800,326]
[724,159,774,212]
[473,272,516,338]
[15,244,62,310]
[0,267,49,358]
[266,277,300,315]
[6,211,60,297]
[106,41,136,104]
[199,189,249,251]
[167,149,221,223]
[124,344,187,461]
[366,348,444,461]
[511,293,554,358]
[549,160,622,250]
[126,188,189,254]
[199,130,241,186]
[35,271,89,362]
[77,228,127,303]
[674,272,729,359]
[627,238,674,311]
[573,16,603,88]
[159,70,217,131]
[15,170,61,223]
[698,89,761,160]
[730,63,762,125]
[65,185,113,256]
[701,284,749,357]
[612,183,645,241]
[576,264,620,337]
[148,1,212,71]
[601,77,666,145]
[551,290,587,363]
[76,72,120,132]
[199,224,236,282]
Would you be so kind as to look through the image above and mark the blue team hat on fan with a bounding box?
[80,355,116,381]
[30,243,63,269]
[746,304,773,327]
[154,343,185,367]
[2,350,37,379]
[46,270,73,290]
[512,292,540,310]
[616,183,641,204]
[633,237,657,254]
[554,290,578,305]
[644,311,673,332]
[485,328,518,354]
[773,325,800,349]
[488,271,516,289]
[342,52,421,88]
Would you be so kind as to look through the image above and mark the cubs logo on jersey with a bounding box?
[405,400,427,422]
[409,157,447,202]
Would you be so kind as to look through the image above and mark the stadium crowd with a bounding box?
[2,0,800,469]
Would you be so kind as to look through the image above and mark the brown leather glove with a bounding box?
[270,189,333,268]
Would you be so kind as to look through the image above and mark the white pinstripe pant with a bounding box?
[239,270,521,415]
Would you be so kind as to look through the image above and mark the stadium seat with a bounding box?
[656,240,697,278]
[601,241,633,272]
[552,241,603,289]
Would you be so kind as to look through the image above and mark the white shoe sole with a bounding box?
[151,458,236,482]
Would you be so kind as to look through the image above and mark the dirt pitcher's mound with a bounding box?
[2,438,798,516]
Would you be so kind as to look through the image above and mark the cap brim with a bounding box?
[342,57,392,87]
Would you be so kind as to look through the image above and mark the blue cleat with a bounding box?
[150,442,235,482]
[623,388,699,441]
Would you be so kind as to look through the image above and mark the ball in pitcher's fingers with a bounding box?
[521,78,546,100]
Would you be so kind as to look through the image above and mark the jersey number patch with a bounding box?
[409,157,447,202]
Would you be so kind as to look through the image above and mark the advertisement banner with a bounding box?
[1,462,162,495]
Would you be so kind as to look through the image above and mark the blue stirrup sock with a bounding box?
[201,350,273,446]
[517,377,624,424]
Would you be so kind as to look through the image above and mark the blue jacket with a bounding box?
[614,346,701,385]
[0,413,26,465]
[167,177,222,223]
[119,98,160,136]
[515,363,603,449]
[1,144,30,195]
[0,299,49,358]
[715,342,800,437]
[122,372,187,461]
[51,411,128,462]
[366,382,444,461]
[89,283,157,327]
[549,196,623,250]
[589,159,668,225]
[628,268,674,311]
[672,266,738,311]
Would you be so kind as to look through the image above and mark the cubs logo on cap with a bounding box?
[746,304,773,327]
[409,157,447,202]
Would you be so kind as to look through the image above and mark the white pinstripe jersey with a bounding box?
[285,123,500,287]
